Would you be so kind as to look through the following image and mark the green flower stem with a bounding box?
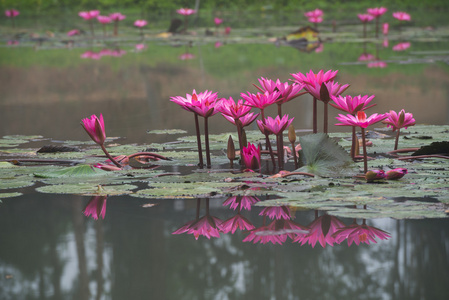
[100,144,122,168]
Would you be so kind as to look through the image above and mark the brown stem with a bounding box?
[313,97,317,133]
[204,117,211,168]
[397,155,449,160]
[194,114,204,168]
[114,22,118,36]
[127,152,170,161]
[265,133,276,169]
[276,135,282,171]
[277,103,282,117]
[280,172,315,178]
[351,126,356,159]
[323,102,328,134]
[100,144,122,168]
[394,129,400,151]
[291,142,298,169]
[361,127,368,173]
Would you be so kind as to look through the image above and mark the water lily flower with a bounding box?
[336,111,387,172]
[221,214,255,234]
[393,11,411,21]
[365,169,386,182]
[222,196,260,211]
[134,19,147,27]
[177,8,196,16]
[174,214,223,240]
[330,94,376,115]
[293,213,345,248]
[7,40,19,46]
[109,12,126,35]
[304,8,323,18]
[383,109,416,150]
[5,9,19,18]
[67,29,80,36]
[135,43,146,51]
[83,196,107,220]
[214,17,223,26]
[386,168,408,180]
[392,42,411,51]
[261,114,294,136]
[367,60,387,68]
[358,14,374,38]
[79,10,100,35]
[367,7,387,37]
[241,143,261,171]
[259,206,291,220]
[333,220,391,246]
[240,90,280,111]
[307,16,323,24]
[179,53,195,60]
[243,223,284,245]
[97,15,111,36]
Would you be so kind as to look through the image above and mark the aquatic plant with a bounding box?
[241,143,261,171]
[357,14,374,38]
[83,195,107,220]
[109,12,126,36]
[177,8,196,32]
[5,9,19,28]
[367,7,387,37]
[383,109,416,150]
[79,10,100,36]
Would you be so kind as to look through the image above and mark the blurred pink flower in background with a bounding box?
[7,40,19,45]
[179,53,195,60]
[367,7,387,18]
[177,8,196,16]
[383,38,389,47]
[224,26,231,35]
[358,14,374,23]
[79,10,100,20]
[367,60,387,68]
[214,41,222,48]
[67,29,80,36]
[214,17,223,26]
[97,15,111,24]
[134,19,148,27]
[109,12,126,22]
[393,11,411,21]
[383,23,389,35]
[358,53,375,61]
[135,43,146,51]
[5,9,19,17]
[392,42,411,51]
[304,8,323,18]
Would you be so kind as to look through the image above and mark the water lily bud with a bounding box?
[386,168,407,180]
[365,169,386,182]
[227,135,235,160]
[288,124,296,144]
[320,82,330,103]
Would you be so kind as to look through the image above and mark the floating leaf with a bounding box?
[147,129,187,135]
[34,164,108,178]
[36,183,137,196]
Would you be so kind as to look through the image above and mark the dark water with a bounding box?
[1,21,449,300]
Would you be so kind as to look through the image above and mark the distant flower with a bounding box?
[330,94,376,114]
[365,169,386,182]
[83,196,107,220]
[367,7,387,18]
[214,41,222,48]
[179,53,195,60]
[367,60,387,68]
[333,221,391,246]
[358,53,375,61]
[383,38,389,48]
[222,196,260,211]
[221,213,255,234]
[177,8,196,16]
[109,12,126,21]
[135,43,146,51]
[304,8,323,18]
[241,143,261,171]
[134,19,148,27]
[294,214,345,248]
[97,15,111,24]
[5,9,19,18]
[358,14,374,23]
[386,168,408,180]
[383,109,415,132]
[307,16,323,24]
[7,40,19,45]
[79,10,100,20]
[392,42,411,51]
[393,11,411,21]
[81,114,106,145]
[224,26,231,35]
[67,29,80,36]
[383,23,389,35]
[214,17,223,26]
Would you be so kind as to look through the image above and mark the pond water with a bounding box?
[1,13,449,300]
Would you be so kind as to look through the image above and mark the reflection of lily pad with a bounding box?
[36,183,137,196]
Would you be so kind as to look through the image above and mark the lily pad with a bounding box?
[36,183,137,196]
[34,164,109,178]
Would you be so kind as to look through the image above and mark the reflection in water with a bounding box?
[83,196,107,220]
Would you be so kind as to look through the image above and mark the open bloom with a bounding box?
[240,91,280,110]
[261,114,294,135]
[367,7,387,18]
[216,97,252,120]
[383,109,415,131]
[222,112,259,127]
[304,9,323,18]
[83,196,107,220]
[333,222,391,246]
[358,14,374,23]
[97,15,111,24]
[214,17,223,26]
[255,78,305,105]
[330,94,376,114]
[134,20,148,27]
[306,80,350,102]
[221,214,255,234]
[79,10,100,20]
[386,168,408,180]
[5,9,19,17]
[170,89,218,118]
[81,114,106,145]
[335,111,387,128]
[291,69,338,87]
[241,143,261,170]
[109,12,126,21]
[393,12,411,21]
[177,8,196,16]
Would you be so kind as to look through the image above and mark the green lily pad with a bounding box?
[36,183,137,196]
[0,192,23,199]
[34,164,108,178]
[147,129,187,135]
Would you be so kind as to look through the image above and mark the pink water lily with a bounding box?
[97,15,111,24]
[330,94,376,114]
[109,12,126,35]
[81,114,106,145]
[67,29,80,36]
[222,112,259,127]
[221,214,255,234]
[367,7,387,18]
[306,80,350,102]
[217,97,252,120]
[261,114,294,135]
[304,8,323,18]
[241,143,261,171]
[83,196,107,220]
[5,9,19,17]
[240,91,280,110]
[291,69,338,86]
[173,214,223,240]
[386,168,408,180]
[367,60,387,68]
[79,10,100,20]
[333,221,391,246]
[177,8,196,15]
[214,17,223,26]
[393,11,411,21]
[358,14,374,23]
[383,23,389,35]
[392,42,411,51]
[179,53,195,60]
[134,19,147,27]
[383,109,416,150]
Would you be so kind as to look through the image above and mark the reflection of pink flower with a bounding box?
[224,27,231,35]
[367,7,387,18]
[173,215,223,240]
[241,143,261,171]
[222,196,260,211]
[83,196,107,220]
[179,53,195,60]
[383,109,415,131]
[134,19,148,27]
[392,42,411,51]
[333,221,391,246]
[383,39,389,48]
[308,16,322,24]
[367,60,387,68]
[294,214,345,248]
[81,114,106,145]
[358,53,374,61]
[259,206,291,220]
[79,10,100,20]
[393,11,411,21]
[358,14,374,23]
[5,9,19,17]
[382,23,389,35]
[7,40,19,45]
[221,213,255,234]
[214,41,222,48]
[177,8,196,16]
[244,219,308,245]
[67,29,80,36]
[214,17,223,26]
[135,43,146,51]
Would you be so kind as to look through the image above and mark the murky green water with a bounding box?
[1,16,449,300]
